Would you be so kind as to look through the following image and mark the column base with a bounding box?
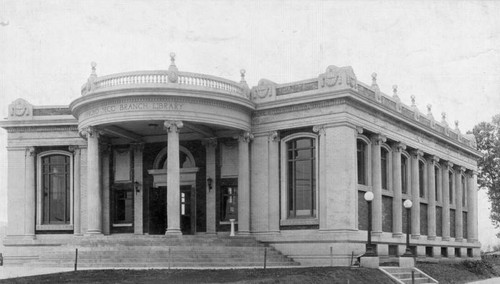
[411,234,420,240]
[84,232,103,237]
[165,229,182,235]
[427,235,436,241]
[442,236,450,241]
[372,231,382,237]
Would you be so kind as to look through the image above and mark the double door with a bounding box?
[149,185,195,235]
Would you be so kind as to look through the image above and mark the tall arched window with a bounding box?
[434,166,440,201]
[37,151,73,228]
[281,134,317,219]
[357,140,367,185]
[401,155,409,194]
[419,160,425,198]
[462,175,466,207]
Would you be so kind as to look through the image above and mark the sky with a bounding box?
[0,0,499,249]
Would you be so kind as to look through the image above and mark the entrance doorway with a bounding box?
[111,183,134,233]
[148,185,196,235]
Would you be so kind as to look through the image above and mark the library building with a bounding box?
[0,54,481,266]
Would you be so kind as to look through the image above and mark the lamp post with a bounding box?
[402,199,413,257]
[364,191,376,256]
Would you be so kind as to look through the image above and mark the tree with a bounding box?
[471,114,500,229]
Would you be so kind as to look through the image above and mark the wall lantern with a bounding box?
[134,181,141,193]
[207,177,213,191]
[402,199,414,257]
[363,191,376,256]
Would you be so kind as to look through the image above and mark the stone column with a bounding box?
[268,131,280,233]
[314,125,327,230]
[237,132,253,234]
[204,138,217,234]
[164,120,183,235]
[410,149,423,238]
[426,155,439,240]
[371,134,386,235]
[391,142,406,237]
[84,126,102,234]
[25,146,36,236]
[133,143,144,235]
[442,161,453,241]
[69,146,82,235]
[467,171,478,242]
[455,166,465,241]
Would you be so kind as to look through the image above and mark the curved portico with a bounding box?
[69,55,255,235]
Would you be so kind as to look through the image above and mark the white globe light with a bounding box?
[403,199,413,209]
[364,191,374,202]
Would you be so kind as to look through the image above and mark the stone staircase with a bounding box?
[1,235,299,268]
[380,267,438,284]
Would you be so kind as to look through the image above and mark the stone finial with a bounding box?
[427,104,432,115]
[371,72,379,92]
[169,52,176,67]
[411,95,416,107]
[90,61,97,76]
[240,69,246,83]
[455,120,460,132]
[392,84,399,100]
[441,112,448,125]
[168,52,179,83]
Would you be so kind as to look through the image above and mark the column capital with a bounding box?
[426,155,440,164]
[371,133,387,145]
[410,149,424,158]
[356,126,364,134]
[25,146,35,157]
[80,126,102,139]
[312,125,326,135]
[202,137,218,148]
[131,143,145,152]
[455,166,466,174]
[468,169,478,176]
[68,145,81,155]
[391,141,406,152]
[236,131,254,143]
[268,131,280,142]
[442,160,454,169]
[164,120,183,133]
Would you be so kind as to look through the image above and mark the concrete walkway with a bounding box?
[468,277,500,283]
[0,267,73,280]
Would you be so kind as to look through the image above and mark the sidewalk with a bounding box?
[0,267,73,280]
[468,277,500,284]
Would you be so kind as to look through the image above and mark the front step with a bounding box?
[380,267,439,284]
[1,235,300,268]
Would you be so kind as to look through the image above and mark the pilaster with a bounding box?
[237,131,253,234]
[455,166,465,241]
[410,149,423,238]
[268,131,280,233]
[391,142,406,237]
[371,134,386,235]
[133,143,144,235]
[426,155,439,240]
[203,138,217,234]
[25,146,36,237]
[82,126,103,235]
[69,146,82,235]
[467,171,478,242]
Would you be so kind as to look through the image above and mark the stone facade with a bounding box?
[0,57,481,265]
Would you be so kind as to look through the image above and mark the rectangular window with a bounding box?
[462,175,466,207]
[287,137,316,218]
[221,186,238,221]
[449,171,454,204]
[401,156,408,194]
[381,148,388,190]
[357,141,366,185]
[419,161,425,198]
[435,167,439,202]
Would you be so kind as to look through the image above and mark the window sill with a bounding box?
[36,224,73,231]
[280,218,319,226]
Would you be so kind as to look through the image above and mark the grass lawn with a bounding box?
[0,267,395,284]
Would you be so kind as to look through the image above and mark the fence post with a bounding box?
[74,249,78,271]
[411,270,415,284]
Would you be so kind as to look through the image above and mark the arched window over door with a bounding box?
[37,151,73,230]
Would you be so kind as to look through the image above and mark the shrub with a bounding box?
[461,259,496,276]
